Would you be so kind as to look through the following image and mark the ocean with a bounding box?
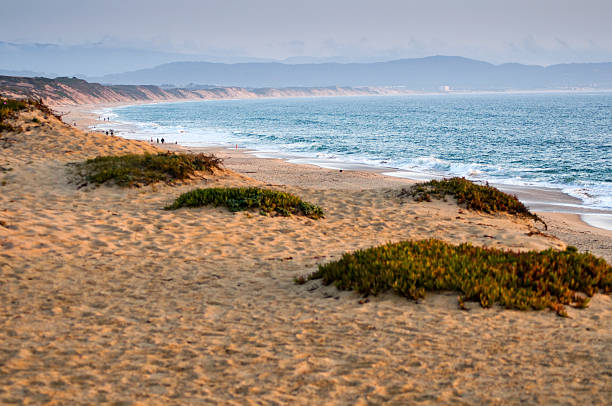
[100,92,612,227]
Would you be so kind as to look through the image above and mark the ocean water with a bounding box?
[105,92,612,214]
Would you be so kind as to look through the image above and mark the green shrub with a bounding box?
[166,187,324,219]
[307,239,611,316]
[0,99,28,115]
[0,98,60,132]
[72,152,222,187]
[0,99,28,132]
[400,177,545,227]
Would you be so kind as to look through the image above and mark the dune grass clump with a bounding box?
[73,152,222,187]
[0,98,29,132]
[400,177,545,227]
[306,239,611,317]
[0,99,28,116]
[165,187,324,219]
[1,98,61,132]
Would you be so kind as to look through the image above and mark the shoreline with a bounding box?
[62,100,612,233]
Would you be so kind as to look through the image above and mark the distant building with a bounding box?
[439,85,451,92]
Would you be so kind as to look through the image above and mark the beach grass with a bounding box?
[400,177,545,227]
[305,239,611,316]
[73,152,222,187]
[166,187,324,219]
[0,98,29,131]
[1,98,62,132]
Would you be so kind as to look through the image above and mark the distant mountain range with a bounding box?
[0,41,275,77]
[0,68,59,78]
[89,56,612,90]
[2,45,611,91]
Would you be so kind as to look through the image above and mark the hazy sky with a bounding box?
[2,0,611,64]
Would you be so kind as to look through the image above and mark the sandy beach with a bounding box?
[0,105,610,404]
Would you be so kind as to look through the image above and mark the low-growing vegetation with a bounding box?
[0,98,60,132]
[400,177,545,227]
[305,239,611,317]
[0,98,28,132]
[72,152,222,187]
[166,187,324,219]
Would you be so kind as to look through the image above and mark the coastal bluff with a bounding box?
[0,75,404,106]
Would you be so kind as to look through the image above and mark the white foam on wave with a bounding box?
[563,186,612,210]
[392,156,504,180]
[91,108,119,120]
[580,214,612,231]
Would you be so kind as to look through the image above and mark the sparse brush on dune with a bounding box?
[166,187,324,219]
[305,239,611,317]
[0,98,61,132]
[400,177,546,228]
[71,152,222,187]
[1,98,29,132]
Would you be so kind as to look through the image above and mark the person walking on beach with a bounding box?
[161,138,165,144]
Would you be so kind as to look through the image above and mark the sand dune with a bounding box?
[0,109,610,404]
[0,75,409,107]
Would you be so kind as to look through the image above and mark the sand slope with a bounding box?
[0,110,610,405]
[0,75,414,107]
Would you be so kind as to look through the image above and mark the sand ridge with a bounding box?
[0,110,610,404]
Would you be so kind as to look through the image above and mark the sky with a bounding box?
[1,0,612,65]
